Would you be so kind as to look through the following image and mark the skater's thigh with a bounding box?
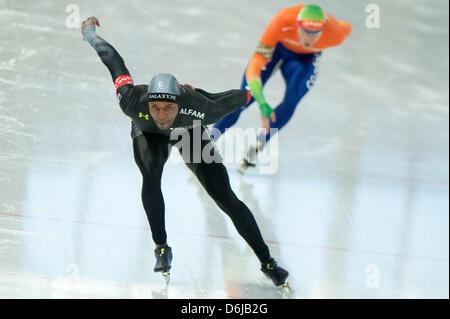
[133,133,169,173]
[193,161,235,202]
[178,126,222,166]
[182,135,231,195]
[281,54,319,90]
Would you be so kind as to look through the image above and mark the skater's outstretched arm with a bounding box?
[81,16,142,114]
[81,17,134,90]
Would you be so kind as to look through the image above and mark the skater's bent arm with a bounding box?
[200,89,250,124]
[243,10,282,120]
[81,17,139,115]
[245,9,284,82]
[196,88,244,101]
[245,54,269,83]
[81,17,133,89]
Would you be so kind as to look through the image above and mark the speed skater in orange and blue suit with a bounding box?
[213,4,352,169]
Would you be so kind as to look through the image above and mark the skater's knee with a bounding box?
[216,194,245,217]
[213,191,233,208]
[205,181,240,211]
[271,106,296,130]
[195,163,243,214]
[284,84,309,104]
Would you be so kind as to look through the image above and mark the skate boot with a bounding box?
[154,245,172,283]
[261,258,290,288]
[239,139,264,173]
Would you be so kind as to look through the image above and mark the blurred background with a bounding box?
[0,0,448,298]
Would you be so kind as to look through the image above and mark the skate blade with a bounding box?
[238,164,248,174]
[281,281,291,299]
[162,272,170,284]
[238,162,256,174]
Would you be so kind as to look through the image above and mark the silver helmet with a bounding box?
[148,73,180,102]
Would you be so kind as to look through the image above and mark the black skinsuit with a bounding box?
[83,26,271,263]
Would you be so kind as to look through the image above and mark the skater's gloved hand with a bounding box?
[81,16,100,36]
[259,102,275,119]
[261,109,277,136]
[248,79,276,115]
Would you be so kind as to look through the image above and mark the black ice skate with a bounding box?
[261,258,290,288]
[154,245,172,283]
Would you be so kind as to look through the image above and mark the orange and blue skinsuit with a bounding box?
[213,5,352,143]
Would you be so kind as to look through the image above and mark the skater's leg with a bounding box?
[259,53,321,144]
[186,160,271,263]
[176,127,270,262]
[212,107,245,137]
[179,128,288,285]
[189,158,290,286]
[133,133,170,246]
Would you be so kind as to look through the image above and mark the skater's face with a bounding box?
[297,27,323,49]
[149,101,179,130]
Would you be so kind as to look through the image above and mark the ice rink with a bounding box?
[0,0,448,299]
